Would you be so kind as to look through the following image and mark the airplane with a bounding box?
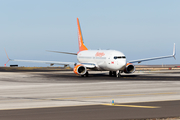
[5,18,176,77]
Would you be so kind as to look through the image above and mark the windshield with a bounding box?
[114,56,126,59]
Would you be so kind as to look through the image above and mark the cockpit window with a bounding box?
[114,56,126,59]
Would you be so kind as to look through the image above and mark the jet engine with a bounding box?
[124,63,135,73]
[73,64,87,75]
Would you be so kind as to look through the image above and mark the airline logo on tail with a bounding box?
[77,18,88,53]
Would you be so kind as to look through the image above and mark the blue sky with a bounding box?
[0,0,179,67]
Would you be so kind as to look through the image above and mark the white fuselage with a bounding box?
[77,50,127,71]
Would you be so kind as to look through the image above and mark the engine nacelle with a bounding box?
[73,64,87,75]
[124,63,135,73]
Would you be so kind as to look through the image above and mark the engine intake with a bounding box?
[124,63,135,73]
[73,64,87,75]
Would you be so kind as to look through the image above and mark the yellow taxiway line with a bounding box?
[103,104,160,108]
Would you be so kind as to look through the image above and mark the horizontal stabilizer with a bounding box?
[47,50,77,55]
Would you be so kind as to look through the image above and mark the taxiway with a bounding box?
[0,70,180,119]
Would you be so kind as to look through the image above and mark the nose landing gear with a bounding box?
[116,70,121,78]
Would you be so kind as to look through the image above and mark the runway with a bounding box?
[0,70,180,119]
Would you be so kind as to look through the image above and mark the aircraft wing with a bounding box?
[4,48,76,66]
[128,43,176,63]
[8,59,97,69]
[10,59,97,68]
[5,58,98,70]
[4,49,97,68]
[9,59,75,66]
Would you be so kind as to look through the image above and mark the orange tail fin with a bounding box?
[77,18,88,52]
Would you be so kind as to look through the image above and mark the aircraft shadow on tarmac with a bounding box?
[40,73,180,81]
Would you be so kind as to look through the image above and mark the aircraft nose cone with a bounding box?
[118,59,126,70]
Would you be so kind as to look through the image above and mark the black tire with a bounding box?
[113,71,116,77]
[85,71,89,77]
[109,71,112,76]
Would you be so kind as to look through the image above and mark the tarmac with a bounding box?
[0,70,180,120]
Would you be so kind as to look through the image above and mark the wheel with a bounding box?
[109,71,112,76]
[113,71,116,77]
[85,71,89,77]
[81,75,84,77]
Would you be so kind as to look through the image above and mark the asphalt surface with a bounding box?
[0,70,180,120]
[0,100,180,120]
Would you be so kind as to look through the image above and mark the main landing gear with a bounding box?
[81,71,89,77]
[109,70,121,78]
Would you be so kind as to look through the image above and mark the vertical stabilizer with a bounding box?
[77,18,88,52]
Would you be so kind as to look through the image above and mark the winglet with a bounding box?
[77,18,88,53]
[173,43,176,59]
[4,48,10,66]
